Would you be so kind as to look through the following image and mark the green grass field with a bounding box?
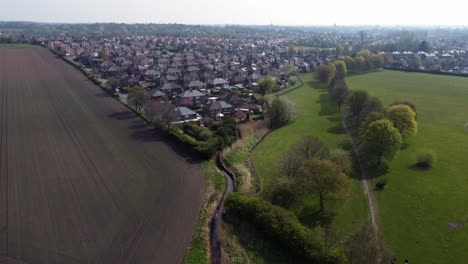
[347,70,468,263]
[252,73,368,233]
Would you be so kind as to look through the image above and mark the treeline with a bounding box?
[319,58,427,170]
[225,193,346,263]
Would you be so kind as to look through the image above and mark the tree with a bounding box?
[382,53,394,65]
[257,76,275,95]
[147,100,174,129]
[344,56,354,74]
[317,63,336,86]
[346,224,393,264]
[279,136,330,181]
[361,119,403,166]
[371,54,384,70]
[334,60,347,79]
[385,104,418,138]
[266,95,296,129]
[335,44,344,56]
[128,86,150,112]
[359,96,384,121]
[107,77,120,89]
[346,90,369,118]
[300,159,350,212]
[409,55,421,69]
[418,40,432,53]
[330,149,353,174]
[331,80,349,111]
[361,111,385,130]
[390,100,417,119]
[354,56,365,73]
[283,64,298,76]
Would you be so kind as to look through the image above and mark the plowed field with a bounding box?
[0,47,204,264]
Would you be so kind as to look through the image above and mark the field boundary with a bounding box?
[384,67,468,78]
[341,118,379,233]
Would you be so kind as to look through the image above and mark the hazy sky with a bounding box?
[2,0,468,25]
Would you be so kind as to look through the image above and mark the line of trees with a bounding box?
[344,89,418,167]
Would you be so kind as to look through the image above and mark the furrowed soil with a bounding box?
[0,47,205,264]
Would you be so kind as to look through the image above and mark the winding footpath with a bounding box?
[341,118,379,233]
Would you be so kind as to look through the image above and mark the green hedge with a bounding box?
[224,193,345,263]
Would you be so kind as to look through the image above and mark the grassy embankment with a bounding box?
[347,70,468,264]
[225,73,368,263]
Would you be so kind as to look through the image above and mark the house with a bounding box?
[177,90,207,107]
[239,103,263,114]
[219,92,243,107]
[204,100,235,118]
[170,106,201,124]
[150,89,167,101]
[186,80,207,91]
[208,78,228,88]
[161,82,183,96]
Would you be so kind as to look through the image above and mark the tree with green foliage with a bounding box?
[361,111,385,130]
[335,44,344,56]
[371,54,384,70]
[267,95,296,129]
[283,64,298,76]
[409,55,421,69]
[257,76,275,95]
[386,104,418,138]
[224,193,346,263]
[346,90,369,118]
[279,136,331,183]
[334,60,347,79]
[318,63,336,86]
[354,56,365,73]
[359,96,384,121]
[418,40,432,53]
[361,119,403,166]
[300,159,350,212]
[344,56,354,74]
[390,100,417,119]
[330,149,353,175]
[331,80,349,111]
[107,77,120,89]
[128,86,149,112]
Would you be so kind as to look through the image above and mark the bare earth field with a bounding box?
[0,47,205,264]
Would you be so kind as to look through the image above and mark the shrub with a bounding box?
[416,150,435,168]
[375,178,387,190]
[224,193,345,263]
[288,77,297,86]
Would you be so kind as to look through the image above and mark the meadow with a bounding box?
[347,70,468,263]
[251,73,368,233]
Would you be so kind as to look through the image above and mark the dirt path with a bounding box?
[341,118,379,233]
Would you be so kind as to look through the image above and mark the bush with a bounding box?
[375,178,387,190]
[416,150,435,168]
[224,193,345,263]
[288,77,297,86]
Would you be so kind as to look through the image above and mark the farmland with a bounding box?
[347,70,468,263]
[0,47,204,264]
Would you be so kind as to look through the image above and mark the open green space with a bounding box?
[347,70,468,263]
[252,73,368,233]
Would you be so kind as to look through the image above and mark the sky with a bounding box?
[2,0,468,26]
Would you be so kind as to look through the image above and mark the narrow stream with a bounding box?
[211,155,235,264]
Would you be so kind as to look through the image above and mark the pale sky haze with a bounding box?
[2,0,468,26]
